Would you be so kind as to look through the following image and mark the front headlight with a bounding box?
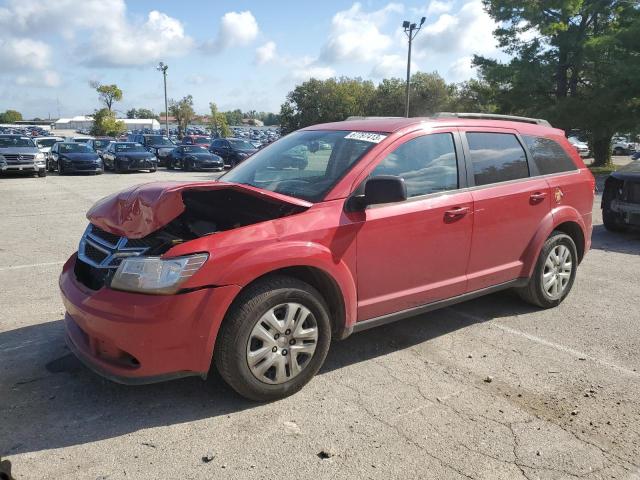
[35,152,45,160]
[110,253,208,295]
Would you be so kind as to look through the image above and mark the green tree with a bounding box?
[474,0,640,166]
[126,108,158,120]
[91,108,126,137]
[279,77,376,132]
[90,81,123,112]
[169,95,195,138]
[224,109,244,126]
[209,102,231,137]
[449,79,498,113]
[0,109,23,123]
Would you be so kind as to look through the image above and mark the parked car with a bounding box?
[102,142,158,173]
[0,134,47,177]
[127,134,175,165]
[86,138,114,159]
[166,145,224,171]
[49,142,103,175]
[181,135,211,147]
[612,137,637,156]
[209,138,258,168]
[34,136,64,156]
[71,136,94,144]
[60,114,595,401]
[601,160,640,231]
[568,136,590,158]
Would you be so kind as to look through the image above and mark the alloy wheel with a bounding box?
[542,245,573,299]
[246,302,318,385]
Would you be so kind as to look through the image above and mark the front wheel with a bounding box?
[37,169,47,177]
[214,276,332,402]
[516,231,578,308]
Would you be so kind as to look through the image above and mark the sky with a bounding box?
[0,0,507,119]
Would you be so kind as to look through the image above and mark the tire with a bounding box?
[516,231,578,308]
[214,275,332,402]
[149,168,157,173]
[182,160,191,172]
[114,161,122,174]
[167,159,174,170]
[602,187,627,232]
[58,161,66,175]
[47,158,54,172]
[37,169,46,177]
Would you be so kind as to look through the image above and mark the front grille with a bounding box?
[76,224,152,289]
[3,154,35,164]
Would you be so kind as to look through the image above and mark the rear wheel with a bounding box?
[214,275,332,402]
[517,231,578,308]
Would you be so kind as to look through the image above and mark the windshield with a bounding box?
[0,137,35,148]
[228,139,256,150]
[73,138,91,143]
[35,138,61,148]
[146,136,173,146]
[221,130,383,202]
[192,137,210,144]
[94,140,111,148]
[183,146,209,153]
[116,144,146,152]
[60,143,92,153]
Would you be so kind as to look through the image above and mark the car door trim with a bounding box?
[352,278,528,333]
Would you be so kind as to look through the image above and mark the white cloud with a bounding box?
[0,38,51,71]
[292,66,336,82]
[320,3,404,63]
[371,54,418,78]
[255,41,277,65]
[426,1,453,16]
[414,0,498,58]
[447,56,475,81]
[203,11,259,53]
[15,71,61,87]
[84,10,193,67]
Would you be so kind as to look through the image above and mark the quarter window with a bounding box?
[523,135,577,175]
[467,133,529,186]
[371,133,459,197]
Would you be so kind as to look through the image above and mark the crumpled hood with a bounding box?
[87,181,312,239]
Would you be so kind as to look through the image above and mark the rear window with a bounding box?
[467,133,529,186]
[523,136,577,175]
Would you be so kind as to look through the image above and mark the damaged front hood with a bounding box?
[87,181,312,239]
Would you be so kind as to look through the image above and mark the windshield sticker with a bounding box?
[344,132,387,143]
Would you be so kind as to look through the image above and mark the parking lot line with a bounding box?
[0,261,65,272]
[449,308,640,378]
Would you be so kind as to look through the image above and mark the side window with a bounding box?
[467,132,529,186]
[371,133,459,197]
[523,135,577,175]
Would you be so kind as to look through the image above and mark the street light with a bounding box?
[403,17,426,118]
[156,62,169,136]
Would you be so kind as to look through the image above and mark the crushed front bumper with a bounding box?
[59,254,241,384]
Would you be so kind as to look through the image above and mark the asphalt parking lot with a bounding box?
[1,168,639,480]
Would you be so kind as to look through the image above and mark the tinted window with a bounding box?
[372,133,458,197]
[60,143,92,153]
[467,133,529,186]
[523,135,577,175]
[228,139,255,150]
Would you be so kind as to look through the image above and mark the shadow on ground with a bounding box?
[0,290,536,457]
[590,224,640,256]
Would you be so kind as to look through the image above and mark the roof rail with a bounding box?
[433,112,552,127]
[345,116,404,120]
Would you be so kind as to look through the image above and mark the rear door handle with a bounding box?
[444,206,470,222]
[530,192,547,204]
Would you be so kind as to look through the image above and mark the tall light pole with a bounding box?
[403,17,425,118]
[156,62,169,136]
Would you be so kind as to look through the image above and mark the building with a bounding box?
[54,116,161,131]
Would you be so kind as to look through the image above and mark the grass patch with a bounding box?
[588,164,618,175]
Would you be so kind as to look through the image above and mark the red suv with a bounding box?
[60,114,595,401]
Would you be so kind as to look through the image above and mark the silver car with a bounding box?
[0,135,47,177]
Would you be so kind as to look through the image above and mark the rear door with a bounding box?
[461,129,551,291]
[355,129,473,321]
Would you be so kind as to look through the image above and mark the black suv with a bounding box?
[128,134,175,166]
[209,138,257,168]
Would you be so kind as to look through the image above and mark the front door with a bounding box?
[355,130,473,321]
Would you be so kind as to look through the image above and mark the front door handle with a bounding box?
[530,192,547,204]
[444,206,470,222]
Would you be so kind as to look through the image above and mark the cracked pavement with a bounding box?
[1,170,639,479]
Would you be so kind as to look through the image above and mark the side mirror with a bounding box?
[349,176,407,210]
